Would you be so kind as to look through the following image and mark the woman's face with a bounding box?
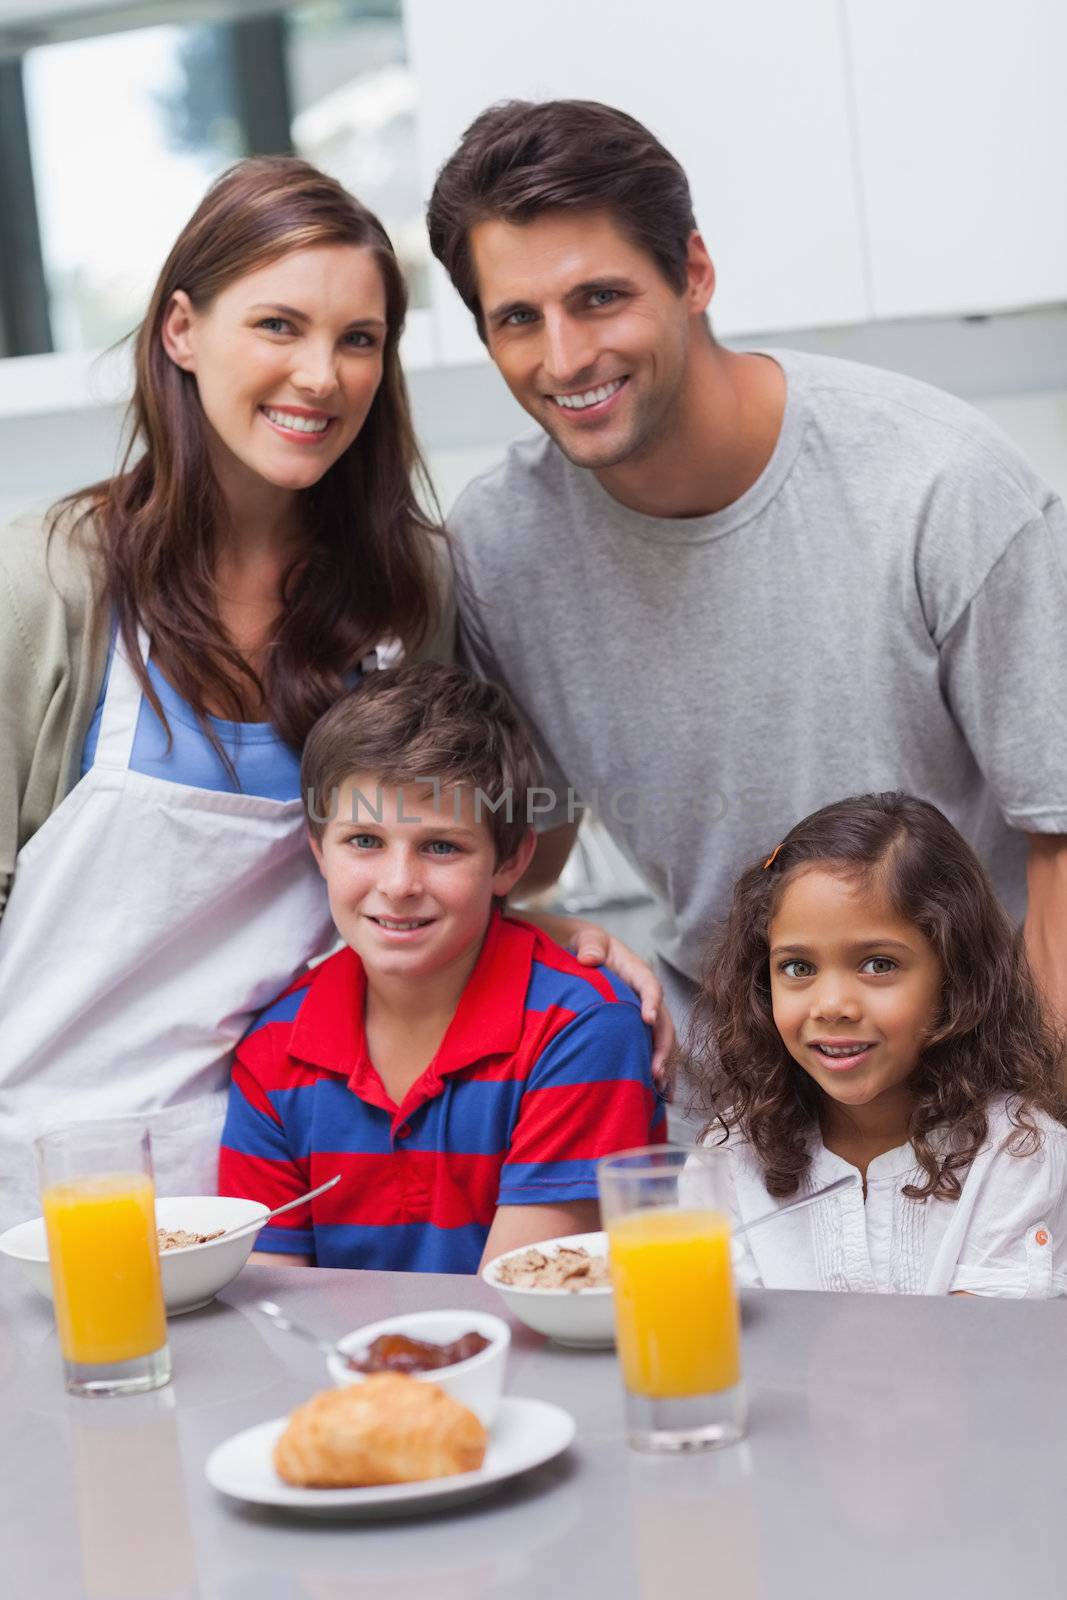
[162,242,388,503]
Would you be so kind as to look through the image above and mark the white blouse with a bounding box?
[720,1099,1067,1297]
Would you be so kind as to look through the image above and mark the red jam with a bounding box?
[346,1331,491,1375]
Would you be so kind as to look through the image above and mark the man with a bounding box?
[426,98,1067,1046]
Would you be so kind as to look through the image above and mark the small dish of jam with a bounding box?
[329,1310,510,1426]
[345,1330,491,1375]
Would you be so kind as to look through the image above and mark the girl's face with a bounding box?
[161,242,387,504]
[768,866,943,1119]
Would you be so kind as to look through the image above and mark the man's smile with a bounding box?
[548,376,628,413]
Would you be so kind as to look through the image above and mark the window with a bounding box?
[4,0,425,355]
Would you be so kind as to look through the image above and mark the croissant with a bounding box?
[273,1373,488,1487]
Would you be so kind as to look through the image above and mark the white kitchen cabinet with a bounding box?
[405,0,868,363]
[844,0,1067,319]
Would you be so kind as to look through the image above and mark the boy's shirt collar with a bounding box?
[286,909,535,1106]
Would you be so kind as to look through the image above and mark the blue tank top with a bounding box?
[81,634,314,799]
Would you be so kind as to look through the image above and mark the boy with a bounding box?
[219,661,664,1272]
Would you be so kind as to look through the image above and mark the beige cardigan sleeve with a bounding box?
[0,507,110,917]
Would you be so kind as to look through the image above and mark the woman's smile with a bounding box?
[258,403,338,444]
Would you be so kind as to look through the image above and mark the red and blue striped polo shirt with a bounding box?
[219,911,665,1273]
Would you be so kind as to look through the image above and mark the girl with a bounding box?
[692,792,1067,1296]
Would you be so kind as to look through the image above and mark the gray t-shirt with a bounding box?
[451,349,1067,988]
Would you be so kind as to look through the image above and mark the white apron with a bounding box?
[0,628,336,1228]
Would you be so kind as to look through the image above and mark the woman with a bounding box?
[0,158,667,1227]
[0,157,450,1225]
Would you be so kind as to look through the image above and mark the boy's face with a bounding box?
[309,776,535,986]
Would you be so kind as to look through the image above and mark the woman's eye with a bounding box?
[780,960,814,979]
[344,330,374,348]
[257,317,292,334]
[862,956,898,975]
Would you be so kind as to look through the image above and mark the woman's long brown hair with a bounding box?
[690,792,1067,1201]
[52,156,443,753]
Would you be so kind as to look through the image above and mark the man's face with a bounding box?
[471,209,710,471]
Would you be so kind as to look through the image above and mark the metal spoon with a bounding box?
[221,1174,341,1244]
[252,1298,347,1360]
[734,1174,854,1238]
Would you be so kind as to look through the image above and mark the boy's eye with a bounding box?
[347,833,381,849]
[862,956,898,975]
[779,959,814,979]
[424,840,459,856]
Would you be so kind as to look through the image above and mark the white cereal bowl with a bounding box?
[482,1231,615,1349]
[326,1309,510,1428]
[0,1195,270,1316]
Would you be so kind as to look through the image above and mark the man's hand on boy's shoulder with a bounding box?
[510,907,676,1090]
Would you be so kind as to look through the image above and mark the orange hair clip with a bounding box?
[763,843,783,870]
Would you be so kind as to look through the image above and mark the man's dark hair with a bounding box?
[426,99,698,337]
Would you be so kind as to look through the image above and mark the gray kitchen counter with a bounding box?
[2,1260,1065,1599]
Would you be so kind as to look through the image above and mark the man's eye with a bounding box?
[862,956,898,975]
[589,289,620,307]
[504,309,538,327]
[780,960,814,978]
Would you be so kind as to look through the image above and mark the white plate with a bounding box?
[205,1395,575,1518]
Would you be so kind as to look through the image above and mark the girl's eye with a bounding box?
[862,956,898,975]
[780,959,814,979]
[424,840,458,856]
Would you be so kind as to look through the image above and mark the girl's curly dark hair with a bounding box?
[690,792,1066,1201]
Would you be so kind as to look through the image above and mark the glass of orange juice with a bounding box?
[598,1144,746,1453]
[36,1119,171,1397]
